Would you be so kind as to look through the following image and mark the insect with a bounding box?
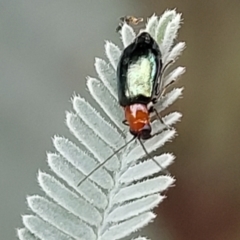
[77,22,171,187]
[117,31,164,138]
[116,15,143,32]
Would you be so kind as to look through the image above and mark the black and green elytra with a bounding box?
[117,32,162,107]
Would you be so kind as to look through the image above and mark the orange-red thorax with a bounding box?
[124,103,152,139]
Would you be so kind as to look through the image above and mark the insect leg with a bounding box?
[122,119,129,126]
[154,60,174,102]
[149,106,170,130]
[138,138,169,175]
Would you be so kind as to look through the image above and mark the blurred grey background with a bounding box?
[1,1,240,239]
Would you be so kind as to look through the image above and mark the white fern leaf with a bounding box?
[121,23,136,47]
[17,228,38,240]
[161,13,182,56]
[163,41,186,64]
[53,136,113,189]
[107,194,164,223]
[47,153,108,209]
[38,171,102,226]
[18,9,185,240]
[94,58,118,99]
[145,14,158,37]
[113,176,175,204]
[27,196,96,239]
[66,112,120,171]
[120,153,175,184]
[163,66,186,88]
[72,96,124,149]
[155,88,184,112]
[22,215,74,240]
[105,41,121,70]
[155,9,176,45]
[87,77,124,129]
[101,213,156,240]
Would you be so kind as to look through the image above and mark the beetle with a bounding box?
[117,31,165,140]
[77,23,170,187]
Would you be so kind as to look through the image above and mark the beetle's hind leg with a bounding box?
[149,105,171,131]
[153,60,175,102]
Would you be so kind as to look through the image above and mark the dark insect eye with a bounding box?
[141,124,152,140]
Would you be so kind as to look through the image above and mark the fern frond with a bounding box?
[18,9,186,240]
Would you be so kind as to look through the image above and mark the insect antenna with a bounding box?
[77,136,136,187]
[138,138,169,175]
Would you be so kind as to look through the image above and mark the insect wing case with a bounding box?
[117,32,162,106]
